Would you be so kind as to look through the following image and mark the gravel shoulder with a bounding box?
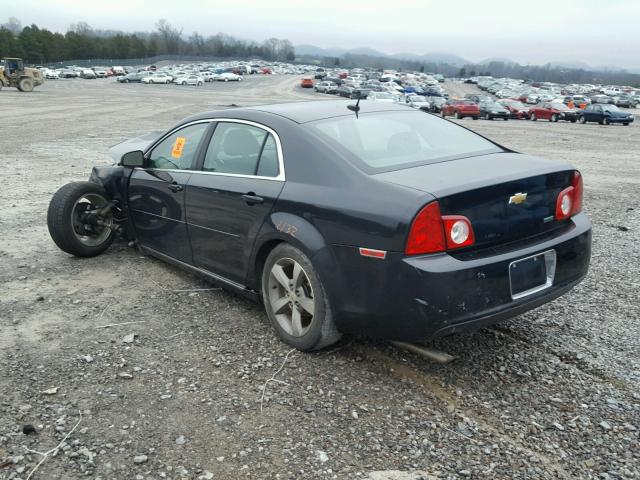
[0,77,638,480]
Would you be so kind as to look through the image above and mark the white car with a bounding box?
[216,72,242,82]
[367,92,396,102]
[43,69,59,79]
[141,74,172,84]
[200,72,217,82]
[405,95,430,110]
[314,81,338,93]
[174,75,204,86]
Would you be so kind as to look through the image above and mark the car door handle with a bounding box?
[167,183,183,192]
[241,193,264,205]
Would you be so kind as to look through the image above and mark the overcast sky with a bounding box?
[3,0,639,69]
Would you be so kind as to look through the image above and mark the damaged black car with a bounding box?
[47,100,592,351]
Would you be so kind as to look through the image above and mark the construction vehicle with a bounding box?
[0,58,45,92]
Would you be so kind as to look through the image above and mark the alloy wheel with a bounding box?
[267,258,315,337]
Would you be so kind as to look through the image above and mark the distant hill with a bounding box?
[294,45,639,75]
[295,45,468,65]
[391,52,469,65]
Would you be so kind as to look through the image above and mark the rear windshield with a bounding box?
[308,111,502,173]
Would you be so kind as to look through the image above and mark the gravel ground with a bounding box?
[0,77,638,480]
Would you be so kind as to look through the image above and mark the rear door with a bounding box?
[128,121,210,263]
[186,120,285,283]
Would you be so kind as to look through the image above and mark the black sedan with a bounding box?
[579,104,634,125]
[47,101,592,351]
[117,72,146,83]
[479,101,510,120]
[336,86,354,98]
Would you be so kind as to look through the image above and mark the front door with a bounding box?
[128,122,210,263]
[186,121,285,283]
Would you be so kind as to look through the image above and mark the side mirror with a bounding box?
[120,150,144,167]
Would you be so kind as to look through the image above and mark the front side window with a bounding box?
[203,122,279,177]
[148,123,209,170]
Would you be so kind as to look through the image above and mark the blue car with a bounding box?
[578,104,634,125]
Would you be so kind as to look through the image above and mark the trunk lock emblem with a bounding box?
[508,192,528,205]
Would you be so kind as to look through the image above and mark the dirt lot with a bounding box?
[1,76,638,480]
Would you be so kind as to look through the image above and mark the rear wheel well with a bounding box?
[254,239,286,291]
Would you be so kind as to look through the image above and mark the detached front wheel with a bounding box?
[262,244,341,351]
[47,182,115,257]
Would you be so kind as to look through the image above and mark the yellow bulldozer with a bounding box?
[0,58,44,92]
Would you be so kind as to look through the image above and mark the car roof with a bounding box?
[189,100,411,124]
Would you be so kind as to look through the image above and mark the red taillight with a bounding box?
[555,170,583,221]
[442,215,475,249]
[405,202,446,255]
[405,203,475,255]
[571,170,583,215]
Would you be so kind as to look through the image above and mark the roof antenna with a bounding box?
[347,92,361,119]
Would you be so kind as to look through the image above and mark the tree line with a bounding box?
[0,17,295,64]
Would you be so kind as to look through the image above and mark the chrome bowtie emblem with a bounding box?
[508,192,528,205]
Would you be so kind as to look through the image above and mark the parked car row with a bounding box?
[39,60,317,84]
[468,76,640,108]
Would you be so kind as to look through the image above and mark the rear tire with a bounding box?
[531,113,537,121]
[551,114,558,122]
[19,78,34,92]
[262,244,341,351]
[47,182,115,257]
[579,116,586,124]
[623,122,629,126]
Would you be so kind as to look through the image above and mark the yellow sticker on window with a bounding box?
[171,136,186,158]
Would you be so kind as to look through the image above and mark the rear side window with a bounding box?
[203,122,279,177]
[309,111,501,173]
[257,134,279,177]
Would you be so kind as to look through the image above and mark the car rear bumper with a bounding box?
[457,111,479,117]
[328,213,591,341]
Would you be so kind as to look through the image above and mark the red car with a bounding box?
[301,77,314,88]
[529,102,580,122]
[497,99,530,119]
[441,99,480,120]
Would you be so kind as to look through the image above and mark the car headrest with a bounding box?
[223,128,261,156]
[387,131,421,155]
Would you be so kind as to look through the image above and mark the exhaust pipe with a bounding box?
[390,341,456,364]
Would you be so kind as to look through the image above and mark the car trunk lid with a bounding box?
[374,152,575,249]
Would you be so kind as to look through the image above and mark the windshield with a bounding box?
[603,105,620,112]
[373,93,393,99]
[309,111,502,173]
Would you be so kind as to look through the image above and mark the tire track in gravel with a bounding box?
[486,325,636,397]
[362,345,576,479]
